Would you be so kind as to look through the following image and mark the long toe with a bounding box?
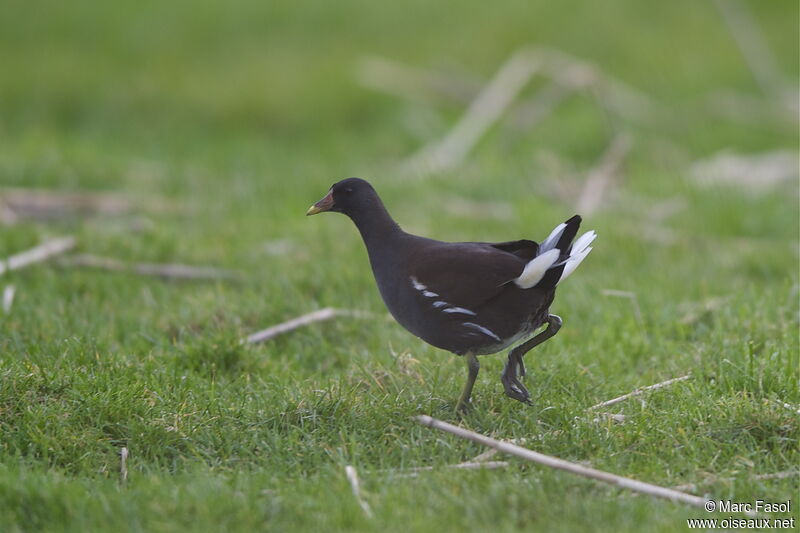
[506,384,532,404]
[501,375,532,404]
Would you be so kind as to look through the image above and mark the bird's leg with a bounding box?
[456,352,480,413]
[501,356,530,404]
[501,314,562,404]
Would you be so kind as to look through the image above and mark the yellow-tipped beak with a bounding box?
[306,190,334,216]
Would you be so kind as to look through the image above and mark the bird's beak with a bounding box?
[306,189,334,216]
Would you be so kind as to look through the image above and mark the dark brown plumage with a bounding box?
[307,178,595,410]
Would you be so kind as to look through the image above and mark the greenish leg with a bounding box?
[501,314,562,404]
[456,352,480,412]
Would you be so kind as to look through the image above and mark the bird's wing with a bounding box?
[407,242,526,310]
[486,239,538,262]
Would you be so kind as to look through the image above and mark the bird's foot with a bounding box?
[501,356,531,404]
[454,398,473,415]
[500,371,531,404]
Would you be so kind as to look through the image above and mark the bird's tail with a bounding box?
[514,215,596,290]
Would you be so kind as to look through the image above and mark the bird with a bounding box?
[307,177,595,411]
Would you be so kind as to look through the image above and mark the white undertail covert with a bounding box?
[514,224,596,289]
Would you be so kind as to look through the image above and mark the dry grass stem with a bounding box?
[753,471,798,481]
[0,188,132,220]
[404,48,540,175]
[416,415,725,513]
[470,448,499,463]
[0,203,18,225]
[587,375,691,411]
[356,56,479,106]
[712,0,788,100]
[360,47,657,179]
[120,447,129,483]
[706,90,798,125]
[133,263,240,281]
[575,133,631,215]
[670,482,698,493]
[449,460,508,471]
[689,150,798,192]
[59,254,242,281]
[394,461,509,478]
[508,80,577,129]
[360,48,658,124]
[246,308,372,344]
[592,413,626,424]
[468,437,530,463]
[0,236,76,275]
[2,285,14,314]
[535,48,658,121]
[344,465,373,518]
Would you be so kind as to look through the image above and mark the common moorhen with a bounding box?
[307,178,595,411]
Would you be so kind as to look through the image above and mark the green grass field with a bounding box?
[1,1,798,531]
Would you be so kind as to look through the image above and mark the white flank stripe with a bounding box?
[422,290,439,298]
[442,306,477,316]
[539,222,566,253]
[571,230,596,256]
[558,247,592,283]
[463,322,501,342]
[432,301,448,308]
[514,248,559,289]
[410,276,427,291]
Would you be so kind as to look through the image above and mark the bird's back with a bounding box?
[369,233,555,355]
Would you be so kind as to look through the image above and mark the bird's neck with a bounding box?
[349,198,405,270]
[348,200,404,257]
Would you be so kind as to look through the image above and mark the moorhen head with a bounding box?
[307,177,595,411]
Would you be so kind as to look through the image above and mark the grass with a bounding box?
[0,0,798,531]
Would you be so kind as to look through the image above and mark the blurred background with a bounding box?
[2,2,796,188]
[0,0,797,346]
[1,0,797,350]
[0,2,797,530]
